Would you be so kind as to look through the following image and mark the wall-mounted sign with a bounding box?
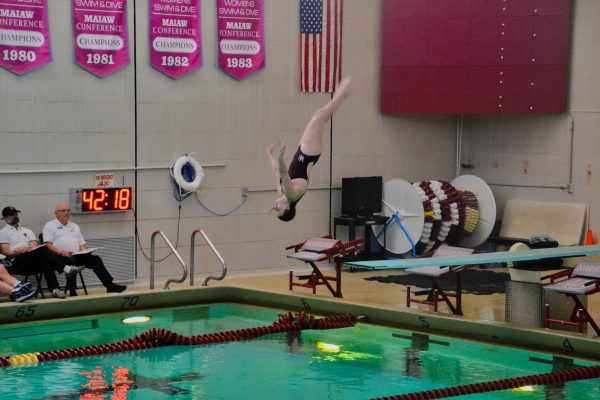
[149,0,202,79]
[0,0,52,75]
[217,0,264,80]
[72,0,130,77]
[95,172,115,188]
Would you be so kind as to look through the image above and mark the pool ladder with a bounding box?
[149,229,227,290]
[190,228,228,287]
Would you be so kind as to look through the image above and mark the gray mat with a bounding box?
[365,269,510,295]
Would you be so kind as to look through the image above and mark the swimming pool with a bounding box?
[0,301,598,399]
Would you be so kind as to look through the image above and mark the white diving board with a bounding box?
[345,244,600,270]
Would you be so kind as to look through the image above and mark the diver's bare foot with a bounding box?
[323,76,352,114]
[335,75,352,99]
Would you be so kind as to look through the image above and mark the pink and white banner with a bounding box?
[0,0,52,75]
[72,0,130,78]
[217,0,264,80]
[149,0,202,79]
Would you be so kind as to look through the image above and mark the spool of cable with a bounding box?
[451,175,496,249]
[374,174,495,256]
[373,179,425,255]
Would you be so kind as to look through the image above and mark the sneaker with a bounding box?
[11,285,36,302]
[13,281,32,292]
[52,288,66,299]
[106,284,127,293]
[64,265,86,278]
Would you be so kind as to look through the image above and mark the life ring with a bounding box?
[172,155,204,192]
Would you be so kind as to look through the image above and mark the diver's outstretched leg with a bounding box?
[299,76,352,155]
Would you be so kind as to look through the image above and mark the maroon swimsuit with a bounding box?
[287,146,320,180]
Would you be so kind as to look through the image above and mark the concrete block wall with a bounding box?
[2,0,597,284]
[0,0,455,282]
[461,0,600,236]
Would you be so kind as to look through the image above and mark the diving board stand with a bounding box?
[406,245,475,315]
[544,262,600,336]
[287,237,363,298]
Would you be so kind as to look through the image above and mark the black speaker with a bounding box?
[341,176,382,217]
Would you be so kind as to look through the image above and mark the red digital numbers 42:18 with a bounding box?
[80,188,132,212]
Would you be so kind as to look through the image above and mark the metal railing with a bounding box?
[150,230,188,290]
[190,228,227,286]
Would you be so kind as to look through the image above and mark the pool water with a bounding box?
[0,303,598,399]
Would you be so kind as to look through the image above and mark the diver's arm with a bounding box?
[276,144,296,199]
[267,143,284,196]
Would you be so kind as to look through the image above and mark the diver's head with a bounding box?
[272,196,296,222]
[277,202,296,222]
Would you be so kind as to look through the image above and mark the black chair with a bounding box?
[24,271,48,298]
[0,256,47,299]
[38,233,88,295]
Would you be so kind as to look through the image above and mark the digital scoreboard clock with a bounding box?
[69,187,132,213]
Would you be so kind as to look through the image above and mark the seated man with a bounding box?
[0,261,36,302]
[0,206,81,299]
[43,203,126,296]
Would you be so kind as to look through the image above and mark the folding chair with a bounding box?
[544,262,600,335]
[405,245,475,315]
[39,233,88,295]
[15,269,88,298]
[0,255,46,298]
[23,272,47,299]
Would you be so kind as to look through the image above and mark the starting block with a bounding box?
[544,262,600,335]
[287,236,363,298]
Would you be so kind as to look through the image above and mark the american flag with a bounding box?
[300,0,343,92]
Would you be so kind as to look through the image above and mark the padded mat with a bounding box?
[365,269,510,295]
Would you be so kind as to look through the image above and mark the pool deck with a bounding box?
[1,265,600,361]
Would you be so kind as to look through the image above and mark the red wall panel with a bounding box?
[380,0,572,115]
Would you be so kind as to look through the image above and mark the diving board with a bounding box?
[345,244,600,270]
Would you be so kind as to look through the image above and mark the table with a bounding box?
[333,214,388,260]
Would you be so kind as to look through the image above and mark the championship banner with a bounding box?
[0,0,52,75]
[149,0,202,79]
[217,0,264,80]
[72,0,130,78]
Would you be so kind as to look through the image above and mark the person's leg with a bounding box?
[65,275,77,295]
[75,254,125,292]
[37,248,68,294]
[0,281,13,297]
[14,252,62,293]
[299,75,352,155]
[52,254,86,295]
[0,264,18,287]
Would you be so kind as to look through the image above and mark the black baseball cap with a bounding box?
[2,206,20,218]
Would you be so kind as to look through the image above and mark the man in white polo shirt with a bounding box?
[43,203,126,296]
[0,206,82,299]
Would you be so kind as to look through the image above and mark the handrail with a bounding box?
[150,230,188,290]
[189,228,227,286]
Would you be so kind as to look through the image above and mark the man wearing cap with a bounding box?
[0,206,83,299]
[43,203,127,296]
